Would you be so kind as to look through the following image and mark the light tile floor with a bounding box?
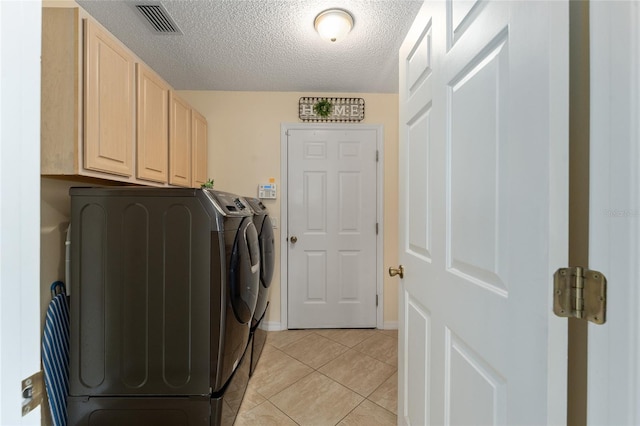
[235,329,398,426]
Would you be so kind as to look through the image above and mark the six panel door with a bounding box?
[288,128,378,328]
[398,1,570,424]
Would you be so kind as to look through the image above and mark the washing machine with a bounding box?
[205,190,260,389]
[243,197,275,375]
[66,187,259,425]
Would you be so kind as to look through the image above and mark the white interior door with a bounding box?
[587,2,640,424]
[287,127,377,329]
[398,1,569,424]
[0,1,42,424]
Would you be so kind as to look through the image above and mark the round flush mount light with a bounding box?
[314,9,354,42]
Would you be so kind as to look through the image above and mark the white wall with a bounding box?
[0,0,42,424]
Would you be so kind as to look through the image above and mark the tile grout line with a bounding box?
[334,397,368,426]
[365,396,398,418]
[271,399,303,426]
[278,332,351,371]
[240,329,398,425]
[274,351,397,422]
[264,365,315,402]
[245,398,303,426]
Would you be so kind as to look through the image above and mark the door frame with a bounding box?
[279,123,384,330]
[587,1,640,424]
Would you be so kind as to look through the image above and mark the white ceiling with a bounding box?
[75,0,423,93]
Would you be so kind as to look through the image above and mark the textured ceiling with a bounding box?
[75,0,423,93]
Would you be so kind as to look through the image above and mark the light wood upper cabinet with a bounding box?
[84,18,135,177]
[169,93,192,187]
[169,94,209,188]
[136,63,170,183]
[41,8,84,176]
[42,7,136,181]
[191,110,208,188]
[41,7,208,187]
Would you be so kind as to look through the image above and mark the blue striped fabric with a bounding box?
[42,282,69,426]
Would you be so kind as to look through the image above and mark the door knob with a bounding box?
[389,265,404,279]
[290,236,298,243]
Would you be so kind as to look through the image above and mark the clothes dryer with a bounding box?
[243,197,275,375]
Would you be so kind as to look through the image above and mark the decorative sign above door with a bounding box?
[298,97,365,122]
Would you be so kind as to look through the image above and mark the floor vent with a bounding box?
[135,3,182,34]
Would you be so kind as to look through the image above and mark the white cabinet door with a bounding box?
[287,128,377,328]
[398,1,569,424]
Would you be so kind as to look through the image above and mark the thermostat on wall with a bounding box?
[258,183,277,199]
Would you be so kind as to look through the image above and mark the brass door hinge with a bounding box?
[553,267,607,324]
[21,371,44,416]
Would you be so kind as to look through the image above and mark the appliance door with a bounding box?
[252,214,275,327]
[259,215,275,290]
[228,218,260,324]
[217,218,259,391]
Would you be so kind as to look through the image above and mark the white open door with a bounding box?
[587,2,640,424]
[0,1,42,424]
[397,1,569,424]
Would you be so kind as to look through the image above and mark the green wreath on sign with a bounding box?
[313,99,333,117]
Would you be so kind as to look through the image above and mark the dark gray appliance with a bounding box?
[243,197,275,376]
[66,187,259,425]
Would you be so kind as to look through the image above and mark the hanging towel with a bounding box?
[42,281,69,426]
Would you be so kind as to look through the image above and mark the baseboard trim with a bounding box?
[259,321,398,331]
[259,321,283,331]
[383,321,398,330]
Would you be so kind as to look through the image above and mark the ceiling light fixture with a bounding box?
[314,9,354,42]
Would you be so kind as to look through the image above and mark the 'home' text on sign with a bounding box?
[298,97,365,122]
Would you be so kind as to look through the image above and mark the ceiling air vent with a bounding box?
[135,3,182,35]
